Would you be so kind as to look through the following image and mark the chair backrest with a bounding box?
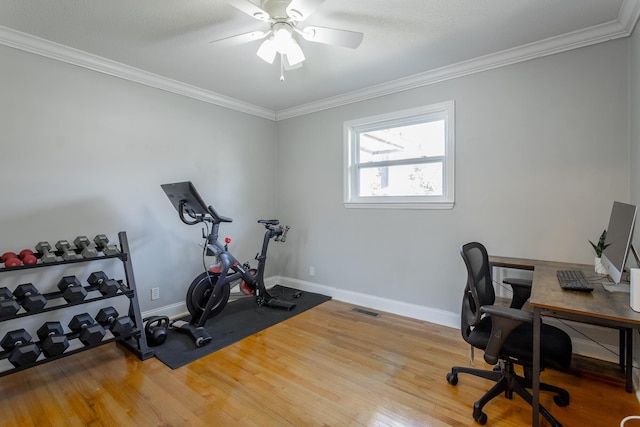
[459,242,496,341]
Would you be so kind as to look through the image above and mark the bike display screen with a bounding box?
[161,181,210,217]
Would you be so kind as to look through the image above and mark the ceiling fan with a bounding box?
[215,0,364,78]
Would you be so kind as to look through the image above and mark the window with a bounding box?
[344,101,455,209]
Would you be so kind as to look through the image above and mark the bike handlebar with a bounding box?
[177,200,233,225]
[207,205,233,224]
[275,225,290,242]
[178,198,290,250]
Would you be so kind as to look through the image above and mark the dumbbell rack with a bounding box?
[0,231,154,377]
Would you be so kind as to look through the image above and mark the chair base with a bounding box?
[446,361,569,426]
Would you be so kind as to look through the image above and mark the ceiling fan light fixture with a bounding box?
[285,40,305,66]
[287,45,306,66]
[268,22,305,66]
[273,32,289,53]
[223,0,363,78]
[272,23,295,53]
[256,38,277,64]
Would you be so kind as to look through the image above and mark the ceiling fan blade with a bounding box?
[209,30,269,45]
[226,0,271,21]
[286,0,325,21]
[300,26,364,49]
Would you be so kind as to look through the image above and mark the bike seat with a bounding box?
[258,219,279,226]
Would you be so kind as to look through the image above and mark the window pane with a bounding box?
[359,162,443,197]
[358,120,444,163]
[344,100,455,208]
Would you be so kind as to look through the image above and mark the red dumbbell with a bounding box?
[1,252,20,267]
[1,250,37,267]
[19,250,37,265]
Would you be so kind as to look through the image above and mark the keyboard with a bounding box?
[556,270,594,292]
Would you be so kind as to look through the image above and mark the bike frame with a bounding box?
[180,200,290,327]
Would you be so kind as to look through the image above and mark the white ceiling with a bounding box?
[0,0,638,119]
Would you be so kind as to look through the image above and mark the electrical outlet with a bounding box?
[309,266,315,277]
[151,287,160,300]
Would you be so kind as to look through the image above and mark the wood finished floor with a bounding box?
[0,299,639,426]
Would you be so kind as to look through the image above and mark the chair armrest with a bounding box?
[480,305,534,365]
[503,278,532,309]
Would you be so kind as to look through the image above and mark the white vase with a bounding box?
[595,257,608,274]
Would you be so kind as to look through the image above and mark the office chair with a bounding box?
[446,242,572,426]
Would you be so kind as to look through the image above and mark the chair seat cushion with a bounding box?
[468,316,572,371]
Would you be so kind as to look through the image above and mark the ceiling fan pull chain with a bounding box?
[280,54,285,82]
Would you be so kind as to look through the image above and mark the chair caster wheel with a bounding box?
[446,372,458,385]
[473,407,487,425]
[553,391,570,407]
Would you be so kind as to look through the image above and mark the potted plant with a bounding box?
[590,229,610,274]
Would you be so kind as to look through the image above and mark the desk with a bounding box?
[490,255,640,426]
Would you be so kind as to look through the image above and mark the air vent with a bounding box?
[351,307,380,317]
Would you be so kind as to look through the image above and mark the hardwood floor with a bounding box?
[0,299,639,426]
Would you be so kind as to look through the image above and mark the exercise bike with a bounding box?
[161,181,296,347]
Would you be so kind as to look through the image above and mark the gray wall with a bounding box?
[0,44,278,318]
[276,39,630,318]
[0,30,634,362]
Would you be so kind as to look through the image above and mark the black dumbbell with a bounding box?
[57,276,88,303]
[0,329,41,367]
[55,240,83,261]
[0,287,20,318]
[93,235,120,256]
[13,283,47,312]
[96,307,135,337]
[87,271,120,296]
[73,236,98,258]
[35,241,59,263]
[68,313,106,346]
[37,322,69,358]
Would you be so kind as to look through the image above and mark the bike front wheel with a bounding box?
[186,272,231,320]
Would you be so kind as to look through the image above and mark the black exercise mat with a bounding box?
[153,286,331,369]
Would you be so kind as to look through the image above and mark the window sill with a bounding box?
[343,201,455,210]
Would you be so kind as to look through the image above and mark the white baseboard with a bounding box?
[141,301,187,321]
[273,276,460,328]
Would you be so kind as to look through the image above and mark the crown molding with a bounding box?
[0,25,276,121]
[620,0,640,30]
[1,0,638,122]
[276,0,640,120]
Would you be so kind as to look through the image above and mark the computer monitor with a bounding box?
[601,201,637,284]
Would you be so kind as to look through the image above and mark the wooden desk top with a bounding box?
[490,255,640,327]
[489,255,592,272]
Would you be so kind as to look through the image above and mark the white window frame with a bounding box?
[343,101,455,209]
